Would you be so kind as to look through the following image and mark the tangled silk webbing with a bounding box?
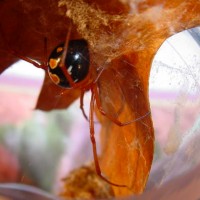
[58,0,127,58]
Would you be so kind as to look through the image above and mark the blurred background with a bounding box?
[0,26,200,199]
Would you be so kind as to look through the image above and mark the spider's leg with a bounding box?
[80,89,89,121]
[10,50,47,70]
[89,84,127,188]
[0,24,47,70]
[92,84,150,126]
[59,21,75,87]
[43,37,48,67]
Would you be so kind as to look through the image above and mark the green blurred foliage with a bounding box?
[0,109,73,191]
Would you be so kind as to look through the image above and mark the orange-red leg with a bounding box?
[80,89,89,121]
[10,50,47,70]
[89,85,127,188]
[59,21,76,87]
[80,89,100,123]
[92,84,150,126]
[43,37,48,67]
[0,24,47,70]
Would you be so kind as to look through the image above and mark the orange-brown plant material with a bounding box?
[0,0,200,198]
[57,0,200,196]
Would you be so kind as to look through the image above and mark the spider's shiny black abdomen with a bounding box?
[48,39,90,88]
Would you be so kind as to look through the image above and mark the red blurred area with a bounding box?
[0,145,20,182]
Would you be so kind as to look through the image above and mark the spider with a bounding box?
[0,23,150,189]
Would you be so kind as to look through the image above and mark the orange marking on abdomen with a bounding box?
[57,47,63,53]
[49,72,60,85]
[49,58,60,69]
